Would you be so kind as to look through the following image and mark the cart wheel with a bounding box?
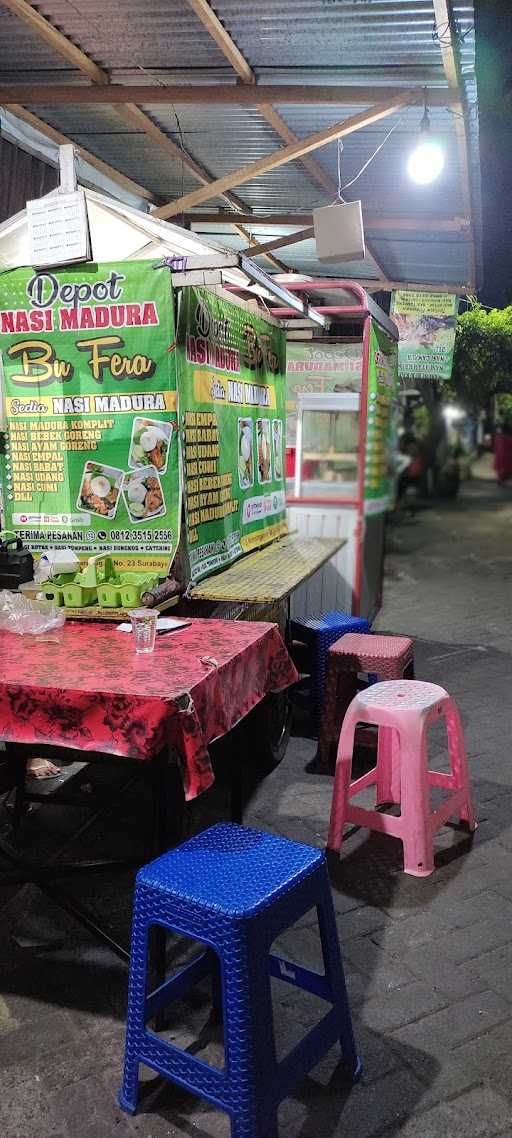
[247,691,292,772]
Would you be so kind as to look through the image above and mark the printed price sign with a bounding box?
[177,287,288,583]
[0,261,180,572]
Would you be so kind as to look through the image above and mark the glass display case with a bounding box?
[291,393,360,502]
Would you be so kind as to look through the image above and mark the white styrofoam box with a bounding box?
[27,190,91,268]
[313,200,365,264]
[287,505,358,620]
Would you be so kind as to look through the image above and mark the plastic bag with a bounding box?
[0,590,65,635]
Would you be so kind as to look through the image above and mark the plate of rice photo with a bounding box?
[128,417,173,474]
[257,419,272,484]
[123,466,166,523]
[77,461,123,519]
[238,418,254,490]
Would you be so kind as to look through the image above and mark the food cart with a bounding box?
[224,279,400,622]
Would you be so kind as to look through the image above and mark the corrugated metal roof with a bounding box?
[0,6,67,74]
[0,0,479,288]
[38,1,228,73]
[369,235,470,283]
[214,0,475,72]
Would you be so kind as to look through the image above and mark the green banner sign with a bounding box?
[285,341,362,446]
[177,287,288,583]
[391,289,459,383]
[365,322,398,514]
[0,261,180,572]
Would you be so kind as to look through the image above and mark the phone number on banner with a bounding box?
[109,529,174,542]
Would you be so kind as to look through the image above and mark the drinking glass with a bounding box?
[129,608,158,654]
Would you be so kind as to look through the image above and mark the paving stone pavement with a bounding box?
[2,465,512,1138]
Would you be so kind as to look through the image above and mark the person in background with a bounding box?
[396,430,425,501]
[494,415,512,484]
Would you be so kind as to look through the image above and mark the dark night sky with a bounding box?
[475,0,512,306]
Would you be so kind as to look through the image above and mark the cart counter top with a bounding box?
[189,534,346,604]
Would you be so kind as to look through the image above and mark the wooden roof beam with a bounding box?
[364,280,468,294]
[154,92,419,219]
[185,0,255,84]
[274,280,468,295]
[240,228,315,257]
[186,211,471,232]
[232,224,288,272]
[0,83,456,107]
[432,0,476,286]
[181,4,335,195]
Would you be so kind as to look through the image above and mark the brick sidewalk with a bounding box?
[1,471,512,1137]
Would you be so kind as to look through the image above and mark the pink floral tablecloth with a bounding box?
[0,618,298,799]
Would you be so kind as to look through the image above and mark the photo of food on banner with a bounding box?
[273,419,283,481]
[129,418,173,474]
[257,419,272,484]
[123,468,166,522]
[238,419,254,490]
[78,462,123,519]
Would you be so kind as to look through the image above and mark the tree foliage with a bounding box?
[449,299,512,411]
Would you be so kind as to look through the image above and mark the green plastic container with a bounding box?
[119,573,158,609]
[62,581,98,607]
[96,581,123,608]
[96,569,157,609]
[62,555,115,608]
[42,573,77,607]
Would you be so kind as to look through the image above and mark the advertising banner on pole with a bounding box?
[391,290,458,383]
[364,322,399,515]
[177,287,288,583]
[285,342,362,445]
[0,261,180,571]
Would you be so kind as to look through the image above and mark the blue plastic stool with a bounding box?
[291,611,371,729]
[119,823,361,1137]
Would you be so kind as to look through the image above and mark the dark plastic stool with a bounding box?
[291,611,371,730]
[318,633,414,771]
[119,823,361,1137]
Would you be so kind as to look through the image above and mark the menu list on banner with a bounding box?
[391,290,459,383]
[0,261,180,572]
[177,287,288,583]
[365,323,399,515]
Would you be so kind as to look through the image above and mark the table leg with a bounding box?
[5,743,28,830]
[149,749,186,1030]
[230,760,244,825]
[150,748,185,859]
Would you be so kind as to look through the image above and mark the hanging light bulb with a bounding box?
[407,103,445,185]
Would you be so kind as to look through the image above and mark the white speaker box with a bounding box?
[313,200,365,263]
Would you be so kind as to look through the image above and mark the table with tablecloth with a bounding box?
[0,618,298,800]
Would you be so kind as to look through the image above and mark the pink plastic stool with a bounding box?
[327,680,477,877]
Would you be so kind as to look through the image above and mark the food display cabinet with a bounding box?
[292,393,360,502]
[282,282,399,622]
